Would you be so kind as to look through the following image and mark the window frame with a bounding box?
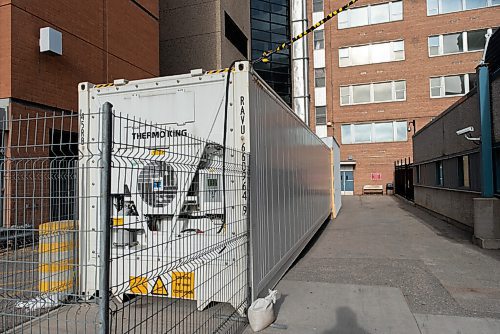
[458,155,471,188]
[428,28,493,57]
[312,0,323,13]
[315,106,327,125]
[340,80,406,106]
[338,40,405,67]
[314,68,326,88]
[427,0,499,16]
[429,74,473,98]
[338,1,403,30]
[314,30,325,50]
[435,161,444,186]
[341,121,408,145]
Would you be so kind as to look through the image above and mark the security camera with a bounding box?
[456,126,480,142]
[456,126,474,136]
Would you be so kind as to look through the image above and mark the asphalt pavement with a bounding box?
[245,196,500,334]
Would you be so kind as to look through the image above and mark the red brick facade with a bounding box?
[308,0,500,195]
[1,0,159,110]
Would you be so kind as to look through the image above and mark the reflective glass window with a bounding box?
[428,36,440,56]
[316,106,326,125]
[395,121,408,141]
[443,33,463,54]
[314,30,324,50]
[350,6,369,27]
[352,84,371,104]
[315,68,326,87]
[353,124,372,143]
[373,122,394,142]
[441,0,463,13]
[341,125,352,144]
[444,75,465,95]
[467,29,487,51]
[373,82,393,102]
[370,3,390,24]
[465,0,487,10]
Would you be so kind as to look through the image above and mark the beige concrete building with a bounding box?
[159,0,251,75]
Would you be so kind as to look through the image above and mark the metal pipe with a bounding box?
[99,102,113,334]
[291,0,310,124]
[477,64,494,198]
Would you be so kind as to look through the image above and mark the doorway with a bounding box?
[341,166,354,195]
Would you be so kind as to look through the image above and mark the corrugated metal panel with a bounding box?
[248,72,332,299]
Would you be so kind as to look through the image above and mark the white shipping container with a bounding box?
[78,61,332,313]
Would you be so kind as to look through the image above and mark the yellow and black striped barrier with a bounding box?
[205,0,359,74]
[94,83,115,89]
[38,220,77,294]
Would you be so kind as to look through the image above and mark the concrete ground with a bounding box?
[246,196,500,334]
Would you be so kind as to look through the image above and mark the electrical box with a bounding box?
[40,27,62,55]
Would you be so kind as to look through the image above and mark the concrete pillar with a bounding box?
[473,198,500,249]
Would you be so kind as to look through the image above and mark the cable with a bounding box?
[218,60,239,234]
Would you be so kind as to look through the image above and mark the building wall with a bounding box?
[0,3,12,99]
[414,186,477,229]
[4,0,159,111]
[159,0,250,76]
[413,64,500,227]
[308,0,500,194]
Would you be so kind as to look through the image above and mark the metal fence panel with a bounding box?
[1,108,249,333]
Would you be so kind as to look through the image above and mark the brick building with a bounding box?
[0,0,159,227]
[307,0,500,195]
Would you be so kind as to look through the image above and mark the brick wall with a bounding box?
[4,0,159,111]
[308,0,500,194]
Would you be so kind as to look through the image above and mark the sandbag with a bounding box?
[248,290,280,332]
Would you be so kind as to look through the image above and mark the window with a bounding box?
[315,68,326,87]
[338,1,403,29]
[416,165,421,184]
[225,12,248,57]
[430,74,474,98]
[313,0,323,12]
[314,30,324,50]
[339,40,405,67]
[340,80,406,105]
[315,106,326,125]
[443,33,463,54]
[427,0,499,15]
[436,161,444,186]
[341,121,408,144]
[428,29,492,56]
[458,155,470,188]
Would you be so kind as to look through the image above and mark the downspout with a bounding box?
[291,0,310,125]
[477,31,494,198]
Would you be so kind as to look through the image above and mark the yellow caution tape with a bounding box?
[205,0,359,74]
[257,0,359,62]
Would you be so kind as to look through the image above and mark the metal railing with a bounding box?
[0,108,249,333]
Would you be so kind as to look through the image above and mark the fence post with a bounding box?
[99,102,113,334]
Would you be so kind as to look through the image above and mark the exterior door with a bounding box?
[341,171,354,195]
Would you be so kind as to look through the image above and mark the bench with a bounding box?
[363,185,384,195]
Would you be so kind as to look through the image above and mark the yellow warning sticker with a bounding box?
[151,277,168,295]
[171,272,195,299]
[129,276,148,294]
